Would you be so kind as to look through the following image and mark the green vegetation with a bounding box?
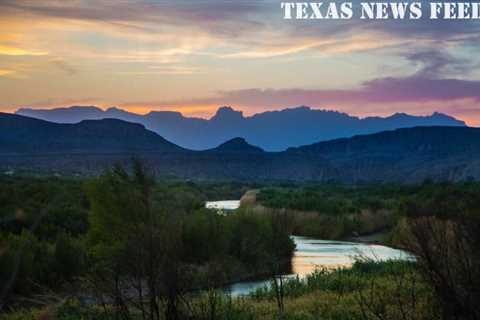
[0,163,292,317]
[243,260,436,320]
[256,184,421,239]
[2,168,480,319]
[0,261,437,320]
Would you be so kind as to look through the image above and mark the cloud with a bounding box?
[128,48,479,124]
[0,0,267,39]
[0,45,48,56]
[117,65,204,75]
[94,81,480,126]
[359,77,480,103]
[1,0,479,126]
[3,0,479,58]
[137,82,480,125]
[7,97,102,109]
[51,59,77,76]
[165,78,480,109]
[222,33,406,59]
[405,49,472,78]
[0,69,14,77]
[156,47,480,108]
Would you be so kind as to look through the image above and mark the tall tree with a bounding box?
[87,160,190,320]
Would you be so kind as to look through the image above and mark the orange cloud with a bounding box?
[0,45,48,56]
[0,69,14,76]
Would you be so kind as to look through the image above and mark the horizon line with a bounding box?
[10,104,464,124]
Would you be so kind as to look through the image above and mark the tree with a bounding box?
[267,209,295,316]
[86,160,192,320]
[400,188,480,320]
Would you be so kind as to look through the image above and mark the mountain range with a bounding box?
[0,113,182,154]
[1,112,479,183]
[16,106,466,151]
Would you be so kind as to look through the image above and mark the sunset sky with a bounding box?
[1,0,480,125]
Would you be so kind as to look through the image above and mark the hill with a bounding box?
[1,113,479,183]
[208,137,264,153]
[0,113,183,154]
[16,106,466,151]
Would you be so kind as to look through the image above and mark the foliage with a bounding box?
[256,185,410,239]
[399,183,480,320]
[0,299,113,320]
[3,172,480,319]
[246,260,436,320]
[83,162,294,320]
[0,173,267,305]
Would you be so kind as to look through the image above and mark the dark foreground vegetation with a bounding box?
[256,185,406,239]
[1,164,480,319]
[0,162,293,319]
[256,183,480,242]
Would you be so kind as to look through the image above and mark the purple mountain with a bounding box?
[16,106,466,151]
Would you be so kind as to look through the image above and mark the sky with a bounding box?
[1,0,480,126]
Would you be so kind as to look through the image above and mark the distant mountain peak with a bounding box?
[105,106,122,112]
[290,105,311,111]
[15,105,467,151]
[78,118,144,128]
[391,112,410,117]
[212,137,264,153]
[211,106,244,121]
[105,106,136,116]
[431,111,460,121]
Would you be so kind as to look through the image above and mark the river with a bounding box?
[205,200,412,296]
[227,236,412,296]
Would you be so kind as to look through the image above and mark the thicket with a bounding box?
[2,174,480,320]
[0,163,293,318]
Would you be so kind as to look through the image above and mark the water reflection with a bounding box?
[291,236,411,277]
[205,200,240,212]
[228,236,412,296]
[204,200,412,296]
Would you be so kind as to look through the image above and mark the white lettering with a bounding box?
[430,2,442,19]
[391,2,408,19]
[341,2,353,19]
[297,2,309,19]
[281,2,295,19]
[410,2,422,19]
[361,2,375,19]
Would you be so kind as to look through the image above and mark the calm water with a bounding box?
[205,200,412,296]
[227,236,412,296]
[205,200,241,211]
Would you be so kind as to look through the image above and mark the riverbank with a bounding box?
[1,260,432,320]
[206,190,411,297]
[225,235,412,297]
[344,229,389,244]
[244,259,432,320]
[241,189,397,245]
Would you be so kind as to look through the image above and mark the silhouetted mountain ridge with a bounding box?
[2,113,479,183]
[0,113,183,153]
[210,137,264,153]
[16,105,466,151]
[289,126,480,156]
